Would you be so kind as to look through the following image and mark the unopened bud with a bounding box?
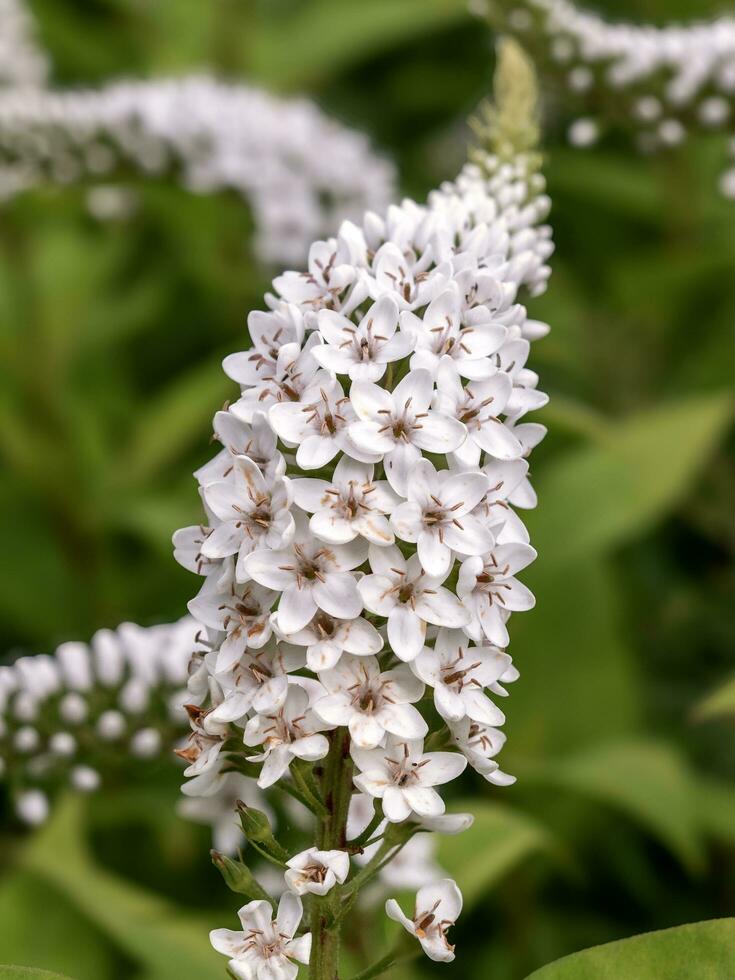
[237,802,288,861]
[211,850,272,902]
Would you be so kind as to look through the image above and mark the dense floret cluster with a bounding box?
[175,141,552,975]
[0,618,197,827]
[485,0,735,193]
[0,0,396,263]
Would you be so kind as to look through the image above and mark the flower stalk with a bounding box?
[175,38,552,980]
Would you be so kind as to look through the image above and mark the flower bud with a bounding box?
[237,802,288,861]
[211,851,272,902]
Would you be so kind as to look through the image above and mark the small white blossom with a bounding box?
[244,684,331,788]
[314,655,426,749]
[348,369,466,495]
[313,295,413,381]
[270,374,378,469]
[449,717,516,786]
[210,893,311,980]
[412,629,510,726]
[291,456,400,547]
[390,459,492,578]
[386,878,462,962]
[435,357,523,467]
[457,543,537,646]
[243,518,366,635]
[284,847,350,896]
[352,735,466,822]
[358,545,469,662]
[200,457,294,580]
[401,284,506,380]
[277,610,383,672]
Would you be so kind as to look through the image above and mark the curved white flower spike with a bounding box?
[385,878,463,962]
[210,892,311,980]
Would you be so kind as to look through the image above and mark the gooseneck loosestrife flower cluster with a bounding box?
[479,0,735,197]
[0,2,395,265]
[0,618,197,827]
[174,42,552,979]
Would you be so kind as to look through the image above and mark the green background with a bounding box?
[1,1,734,977]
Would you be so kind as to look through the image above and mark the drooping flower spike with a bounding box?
[482,0,735,196]
[174,39,551,977]
[0,3,396,264]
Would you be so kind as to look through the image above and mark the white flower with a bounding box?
[175,699,230,783]
[401,285,506,380]
[243,518,366,635]
[188,575,276,661]
[457,544,537,646]
[200,457,294,581]
[230,337,324,424]
[348,369,466,495]
[385,878,462,963]
[244,684,331,788]
[449,717,515,786]
[273,238,358,308]
[368,240,452,311]
[472,458,532,544]
[284,847,350,896]
[290,456,400,547]
[411,629,510,726]
[352,736,466,822]
[314,655,426,749]
[209,640,304,722]
[210,892,311,980]
[434,357,523,467]
[270,374,378,469]
[222,306,305,389]
[313,295,413,381]
[390,459,491,577]
[358,545,469,662]
[172,522,225,578]
[196,410,285,485]
[277,610,383,672]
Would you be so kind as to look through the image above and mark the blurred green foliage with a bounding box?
[1,0,735,978]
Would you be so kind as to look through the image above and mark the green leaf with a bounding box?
[249,0,468,90]
[527,391,734,567]
[438,800,554,906]
[506,558,641,757]
[20,798,224,980]
[696,778,735,846]
[523,918,735,979]
[0,872,119,980]
[0,969,76,980]
[693,674,735,722]
[522,739,704,872]
[113,358,230,487]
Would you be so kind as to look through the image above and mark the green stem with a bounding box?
[292,759,329,816]
[310,729,354,980]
